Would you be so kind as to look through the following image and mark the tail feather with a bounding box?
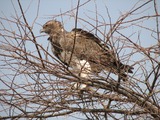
[119,63,134,73]
[118,63,134,81]
[120,73,129,81]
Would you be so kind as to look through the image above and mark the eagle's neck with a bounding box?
[49,28,66,43]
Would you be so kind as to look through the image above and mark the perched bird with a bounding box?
[40,20,134,81]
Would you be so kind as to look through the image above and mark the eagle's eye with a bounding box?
[45,24,48,27]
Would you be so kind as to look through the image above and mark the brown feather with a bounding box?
[41,20,134,81]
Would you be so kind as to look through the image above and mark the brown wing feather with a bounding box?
[41,20,134,81]
[71,28,134,74]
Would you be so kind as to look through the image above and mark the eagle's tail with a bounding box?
[120,73,130,81]
[117,63,134,81]
[120,64,134,73]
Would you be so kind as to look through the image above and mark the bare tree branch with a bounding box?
[0,0,159,119]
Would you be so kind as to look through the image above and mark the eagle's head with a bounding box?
[40,20,64,35]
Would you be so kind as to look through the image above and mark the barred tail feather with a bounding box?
[119,63,134,73]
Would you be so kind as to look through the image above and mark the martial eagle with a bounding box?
[40,20,133,81]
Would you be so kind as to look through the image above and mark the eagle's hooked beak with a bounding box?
[40,29,45,33]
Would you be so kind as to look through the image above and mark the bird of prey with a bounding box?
[40,20,133,81]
